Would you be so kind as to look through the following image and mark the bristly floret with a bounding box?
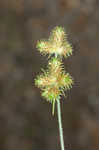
[36,26,72,58]
[49,26,66,44]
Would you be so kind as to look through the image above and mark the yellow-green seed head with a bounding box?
[34,26,73,115]
[36,26,72,58]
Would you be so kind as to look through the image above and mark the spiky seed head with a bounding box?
[34,26,74,115]
[35,57,73,115]
[36,26,72,58]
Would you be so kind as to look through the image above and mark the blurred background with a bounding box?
[0,0,99,150]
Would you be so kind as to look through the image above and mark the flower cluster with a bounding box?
[36,26,72,58]
[35,26,73,115]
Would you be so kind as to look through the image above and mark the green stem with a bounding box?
[52,99,55,115]
[57,98,65,150]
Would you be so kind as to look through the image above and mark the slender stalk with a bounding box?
[57,98,65,150]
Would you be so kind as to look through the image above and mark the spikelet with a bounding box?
[36,26,72,58]
[35,58,73,115]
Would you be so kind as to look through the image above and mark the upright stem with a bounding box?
[57,99,65,150]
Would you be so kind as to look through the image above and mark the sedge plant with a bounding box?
[34,26,73,150]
